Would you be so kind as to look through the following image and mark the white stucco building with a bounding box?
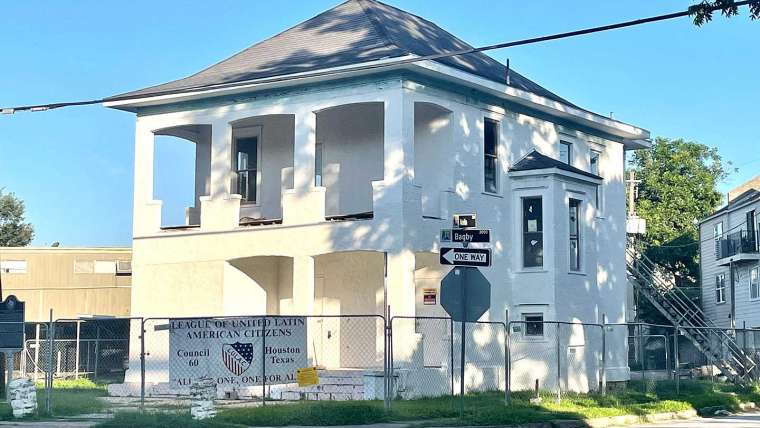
[106,0,650,395]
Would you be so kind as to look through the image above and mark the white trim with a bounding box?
[750,267,760,302]
[105,55,650,145]
[509,168,603,185]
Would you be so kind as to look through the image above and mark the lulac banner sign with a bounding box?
[169,316,307,388]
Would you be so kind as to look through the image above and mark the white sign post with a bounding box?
[169,317,307,389]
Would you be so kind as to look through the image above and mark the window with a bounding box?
[234,136,259,203]
[589,150,600,176]
[94,261,116,274]
[523,197,543,268]
[523,313,544,337]
[716,273,726,303]
[559,141,572,164]
[483,119,499,193]
[314,142,324,187]
[74,260,94,274]
[751,267,759,301]
[569,199,581,271]
[714,221,723,239]
[714,221,724,257]
[0,260,27,274]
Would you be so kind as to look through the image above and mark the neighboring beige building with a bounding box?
[0,247,132,322]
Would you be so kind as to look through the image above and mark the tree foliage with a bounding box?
[689,0,760,26]
[0,190,34,247]
[629,138,731,322]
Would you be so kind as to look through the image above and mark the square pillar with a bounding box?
[283,110,324,224]
[209,120,232,199]
[292,256,315,315]
[293,110,317,194]
[374,86,415,222]
[386,250,416,317]
[133,120,161,236]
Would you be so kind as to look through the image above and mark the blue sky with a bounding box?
[1,1,758,247]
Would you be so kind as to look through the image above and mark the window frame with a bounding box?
[483,118,500,194]
[569,198,581,272]
[232,125,263,205]
[0,260,27,274]
[714,221,724,257]
[522,196,544,269]
[522,313,545,338]
[559,141,572,165]
[750,267,760,301]
[716,273,726,304]
[589,150,600,176]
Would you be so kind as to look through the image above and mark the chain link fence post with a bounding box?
[504,310,510,404]
[674,325,680,395]
[555,322,561,403]
[601,315,606,396]
[140,318,146,411]
[45,310,54,415]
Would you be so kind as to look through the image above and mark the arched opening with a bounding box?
[153,125,211,228]
[316,102,384,218]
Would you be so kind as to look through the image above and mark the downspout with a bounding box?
[730,260,736,330]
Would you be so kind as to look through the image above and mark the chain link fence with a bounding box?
[14,314,760,415]
[390,316,505,401]
[136,315,386,405]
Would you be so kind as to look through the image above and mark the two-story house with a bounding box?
[700,175,760,329]
[105,0,650,395]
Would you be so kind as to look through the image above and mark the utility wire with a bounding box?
[2,0,759,114]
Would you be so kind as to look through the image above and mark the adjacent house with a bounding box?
[0,247,132,321]
[699,175,760,329]
[105,0,649,395]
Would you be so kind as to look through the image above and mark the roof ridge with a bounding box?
[355,0,409,56]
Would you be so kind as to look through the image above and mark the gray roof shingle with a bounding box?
[107,0,575,106]
[509,150,602,180]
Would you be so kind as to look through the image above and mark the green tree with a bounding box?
[0,190,34,246]
[629,138,731,322]
[689,0,760,26]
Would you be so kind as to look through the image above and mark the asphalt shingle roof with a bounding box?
[107,0,576,106]
[509,150,602,180]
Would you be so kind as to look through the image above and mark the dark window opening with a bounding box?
[235,137,258,203]
[524,314,544,337]
[569,199,581,271]
[523,197,543,268]
[484,119,499,193]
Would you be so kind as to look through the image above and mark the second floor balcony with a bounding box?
[716,230,760,266]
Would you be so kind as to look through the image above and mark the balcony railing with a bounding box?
[717,230,759,259]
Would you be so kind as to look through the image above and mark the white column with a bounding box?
[374,85,415,222]
[293,110,317,194]
[283,109,324,224]
[292,256,315,315]
[133,120,161,235]
[209,119,232,199]
[386,250,415,317]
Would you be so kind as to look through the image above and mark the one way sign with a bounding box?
[439,247,491,267]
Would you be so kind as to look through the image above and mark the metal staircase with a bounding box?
[626,244,757,384]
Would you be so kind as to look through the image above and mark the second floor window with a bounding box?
[589,150,600,175]
[716,273,726,303]
[484,119,499,194]
[751,267,759,300]
[523,197,543,268]
[714,221,724,257]
[559,141,572,164]
[235,136,259,203]
[569,199,581,271]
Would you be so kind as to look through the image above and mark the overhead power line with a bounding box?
[2,0,759,114]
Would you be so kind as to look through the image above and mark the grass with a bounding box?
[92,380,760,427]
[0,378,109,421]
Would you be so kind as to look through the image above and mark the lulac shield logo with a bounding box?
[222,342,254,375]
